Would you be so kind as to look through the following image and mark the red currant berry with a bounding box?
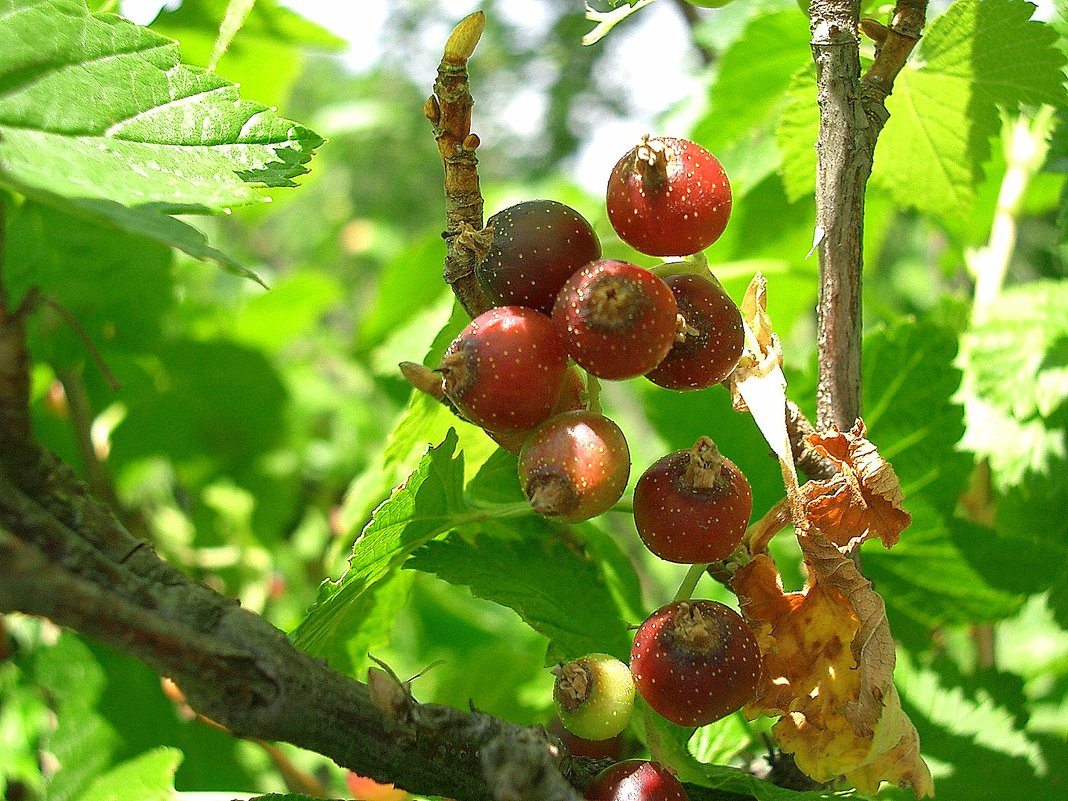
[476,199,602,315]
[633,437,752,564]
[518,410,630,523]
[606,136,731,257]
[646,274,743,390]
[439,306,568,433]
[630,599,761,727]
[553,653,635,740]
[585,760,687,801]
[486,365,588,455]
[547,718,625,761]
[552,259,678,380]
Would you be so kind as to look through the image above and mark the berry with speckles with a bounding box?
[630,599,761,727]
[552,259,678,380]
[646,274,744,390]
[584,760,687,801]
[476,199,602,315]
[633,437,751,564]
[553,653,635,741]
[485,365,588,454]
[519,410,630,523]
[439,306,568,433]
[607,136,731,257]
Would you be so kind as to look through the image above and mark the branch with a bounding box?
[426,12,493,319]
[0,482,595,801]
[808,0,927,433]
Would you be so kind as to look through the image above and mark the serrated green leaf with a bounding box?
[960,280,1068,420]
[151,0,346,108]
[895,650,1047,779]
[405,524,633,662]
[642,701,845,800]
[776,67,818,202]
[863,319,972,512]
[873,0,1067,224]
[0,0,322,276]
[959,280,1068,486]
[76,747,181,801]
[693,9,812,196]
[293,430,494,671]
[865,502,1024,648]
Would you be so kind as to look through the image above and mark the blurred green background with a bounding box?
[2,1,1066,800]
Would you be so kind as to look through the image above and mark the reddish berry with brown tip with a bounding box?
[646,274,744,390]
[439,306,568,433]
[552,259,678,380]
[607,136,731,257]
[476,199,602,315]
[585,760,687,801]
[630,599,761,727]
[486,365,588,455]
[518,410,630,523]
[633,437,752,564]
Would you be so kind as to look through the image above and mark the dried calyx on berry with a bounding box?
[553,652,635,741]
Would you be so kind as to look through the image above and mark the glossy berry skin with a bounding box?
[633,437,752,564]
[476,199,602,315]
[584,760,687,801]
[554,653,635,741]
[439,306,567,433]
[630,599,761,727]
[646,274,744,390]
[607,136,731,257]
[486,365,587,454]
[553,259,678,380]
[519,410,630,523]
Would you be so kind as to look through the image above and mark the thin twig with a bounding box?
[427,12,493,319]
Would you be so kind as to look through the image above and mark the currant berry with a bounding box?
[476,199,602,315]
[585,760,687,801]
[486,365,588,454]
[633,437,751,564]
[553,653,635,741]
[548,718,625,760]
[606,136,731,257]
[518,410,630,523]
[552,259,678,380]
[439,306,568,433]
[646,274,744,390]
[630,599,761,727]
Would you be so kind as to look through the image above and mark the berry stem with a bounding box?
[673,562,709,602]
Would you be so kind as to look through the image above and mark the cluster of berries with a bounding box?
[438,136,746,525]
[430,136,763,795]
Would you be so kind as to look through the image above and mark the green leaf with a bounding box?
[864,502,1024,649]
[776,67,818,203]
[405,524,633,662]
[4,201,174,367]
[0,0,323,276]
[895,650,1050,788]
[959,281,1068,488]
[76,747,182,801]
[293,430,478,670]
[110,339,288,476]
[151,0,346,108]
[692,9,812,196]
[862,319,972,513]
[873,0,1067,225]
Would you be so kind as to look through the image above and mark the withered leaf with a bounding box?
[801,420,911,550]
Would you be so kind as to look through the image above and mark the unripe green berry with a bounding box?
[553,653,635,741]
